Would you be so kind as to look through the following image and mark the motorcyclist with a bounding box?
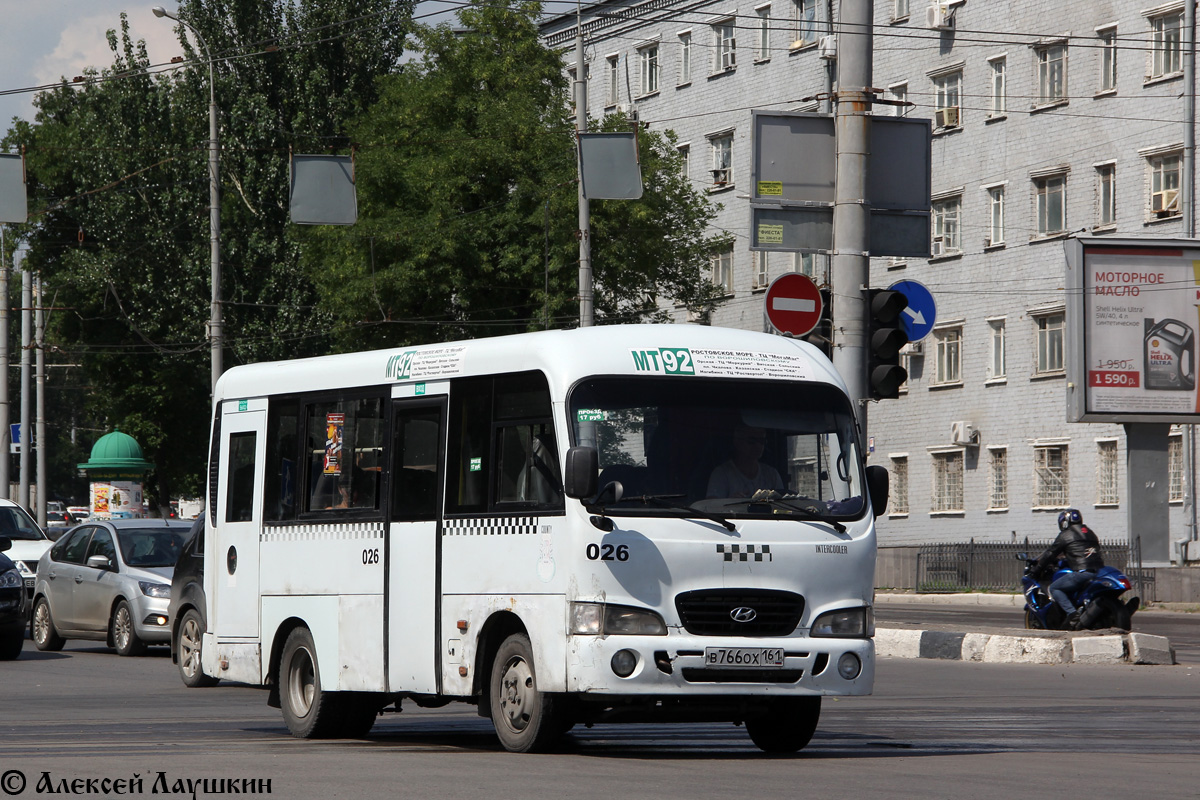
[1035,508,1104,629]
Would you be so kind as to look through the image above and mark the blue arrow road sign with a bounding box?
[888,279,937,342]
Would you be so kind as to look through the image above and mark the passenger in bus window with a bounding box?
[706,424,785,498]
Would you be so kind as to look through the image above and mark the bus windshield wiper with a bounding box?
[624,493,737,532]
[728,492,847,533]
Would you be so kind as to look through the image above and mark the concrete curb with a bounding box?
[875,627,1176,665]
[876,592,1024,607]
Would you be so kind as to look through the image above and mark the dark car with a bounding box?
[169,513,217,687]
[0,537,31,659]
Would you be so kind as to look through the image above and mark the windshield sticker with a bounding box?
[469,457,482,472]
[576,408,608,422]
[631,347,812,380]
[385,345,467,381]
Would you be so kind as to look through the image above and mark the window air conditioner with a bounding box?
[1152,188,1180,216]
[930,238,945,257]
[934,105,960,129]
[926,2,953,30]
[819,35,837,60]
[951,421,979,446]
[901,340,924,356]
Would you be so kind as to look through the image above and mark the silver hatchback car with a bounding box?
[31,519,190,655]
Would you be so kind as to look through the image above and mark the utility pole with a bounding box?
[35,275,45,527]
[575,3,593,327]
[0,228,8,500]
[18,265,30,510]
[830,0,873,425]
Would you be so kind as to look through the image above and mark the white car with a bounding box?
[0,499,53,599]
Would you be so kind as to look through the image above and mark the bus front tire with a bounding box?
[745,696,821,754]
[489,633,562,753]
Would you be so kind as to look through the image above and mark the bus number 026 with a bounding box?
[362,548,380,564]
[586,543,629,562]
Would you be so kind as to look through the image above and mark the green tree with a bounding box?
[303,1,728,351]
[4,0,413,506]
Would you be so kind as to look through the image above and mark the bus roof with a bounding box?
[214,324,849,401]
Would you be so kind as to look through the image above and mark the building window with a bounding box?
[931,451,964,513]
[793,252,819,279]
[1151,12,1183,79]
[756,5,771,61]
[709,132,733,186]
[988,57,1006,116]
[678,32,692,84]
[638,44,659,95]
[933,70,961,128]
[752,251,769,289]
[606,55,620,106]
[986,186,1005,245]
[988,447,1008,510]
[891,456,909,515]
[894,0,910,20]
[1097,440,1119,505]
[1098,27,1117,92]
[988,318,1006,380]
[1149,151,1182,218]
[1097,164,1116,227]
[711,247,734,295]
[1169,433,1184,502]
[1035,312,1065,374]
[932,195,961,255]
[1035,43,1067,105]
[933,326,962,385]
[889,83,908,117]
[714,20,736,71]
[1034,444,1069,508]
[794,0,818,46]
[678,145,690,180]
[1034,174,1066,236]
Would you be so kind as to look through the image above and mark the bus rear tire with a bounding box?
[489,633,562,753]
[745,696,821,754]
[280,626,342,739]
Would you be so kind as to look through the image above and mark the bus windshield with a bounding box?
[570,377,866,521]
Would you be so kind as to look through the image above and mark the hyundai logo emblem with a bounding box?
[730,606,757,623]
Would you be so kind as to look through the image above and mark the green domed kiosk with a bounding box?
[77,428,153,519]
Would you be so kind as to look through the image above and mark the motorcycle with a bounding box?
[1015,552,1140,631]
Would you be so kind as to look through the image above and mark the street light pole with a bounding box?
[153,6,221,393]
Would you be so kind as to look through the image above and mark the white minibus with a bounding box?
[198,324,885,752]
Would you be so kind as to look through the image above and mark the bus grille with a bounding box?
[674,590,804,636]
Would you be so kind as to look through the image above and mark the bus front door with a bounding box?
[386,397,446,694]
[213,404,266,641]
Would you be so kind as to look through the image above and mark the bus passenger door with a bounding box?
[387,397,445,694]
[213,404,266,640]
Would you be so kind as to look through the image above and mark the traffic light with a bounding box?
[804,287,833,357]
[867,288,910,399]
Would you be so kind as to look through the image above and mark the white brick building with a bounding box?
[543,0,1195,556]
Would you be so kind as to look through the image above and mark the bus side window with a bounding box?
[226,432,258,523]
[303,397,384,513]
[391,407,441,521]
[265,399,299,521]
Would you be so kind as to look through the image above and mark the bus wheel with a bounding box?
[745,696,821,754]
[489,633,562,753]
[280,627,340,738]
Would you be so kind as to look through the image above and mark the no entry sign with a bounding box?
[764,273,823,336]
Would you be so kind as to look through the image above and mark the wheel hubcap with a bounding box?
[34,604,49,643]
[115,607,131,649]
[498,656,534,733]
[287,647,316,717]
[180,619,201,677]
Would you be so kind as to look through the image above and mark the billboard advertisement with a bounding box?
[1066,237,1200,422]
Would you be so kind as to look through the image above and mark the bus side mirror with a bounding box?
[865,465,889,517]
[564,446,599,499]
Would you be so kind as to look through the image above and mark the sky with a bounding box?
[0,0,493,136]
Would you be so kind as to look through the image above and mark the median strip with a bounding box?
[875,628,1175,665]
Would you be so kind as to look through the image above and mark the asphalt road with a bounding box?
[1,640,1197,799]
[875,602,1200,663]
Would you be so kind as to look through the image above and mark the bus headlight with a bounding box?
[811,606,873,638]
[570,602,666,636]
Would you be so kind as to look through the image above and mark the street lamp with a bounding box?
[153,5,222,393]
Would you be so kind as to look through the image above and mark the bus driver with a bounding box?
[706,423,786,498]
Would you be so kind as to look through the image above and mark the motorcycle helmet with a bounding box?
[1057,508,1083,531]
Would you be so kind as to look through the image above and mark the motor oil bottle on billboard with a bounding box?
[1144,318,1196,390]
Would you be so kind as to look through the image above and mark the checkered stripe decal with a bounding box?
[261,522,384,542]
[716,544,773,562]
[443,517,538,536]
